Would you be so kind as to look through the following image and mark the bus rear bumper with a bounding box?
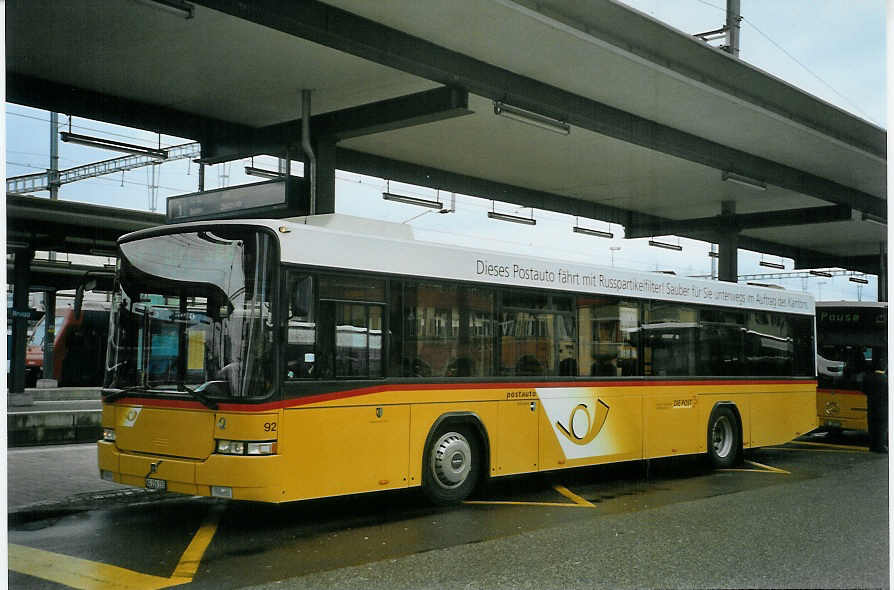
[97,441,283,502]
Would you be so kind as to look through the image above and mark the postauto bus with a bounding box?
[99,214,817,504]
[816,301,887,432]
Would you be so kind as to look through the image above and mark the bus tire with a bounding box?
[707,406,740,469]
[422,424,480,505]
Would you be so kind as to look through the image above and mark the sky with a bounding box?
[3,0,887,302]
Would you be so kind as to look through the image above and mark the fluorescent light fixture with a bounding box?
[747,282,784,290]
[809,270,833,277]
[648,239,682,251]
[245,166,283,180]
[61,132,167,160]
[135,0,194,19]
[722,171,766,191]
[759,260,785,270]
[493,101,570,135]
[383,192,443,209]
[862,212,886,226]
[849,276,869,284]
[573,226,613,238]
[488,211,536,226]
[656,270,677,275]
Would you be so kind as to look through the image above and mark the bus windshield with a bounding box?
[105,227,277,400]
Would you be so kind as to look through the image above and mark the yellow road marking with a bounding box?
[718,459,789,475]
[171,503,224,579]
[793,441,870,452]
[9,543,187,590]
[744,459,790,474]
[766,446,868,454]
[553,484,597,507]
[9,502,224,588]
[464,500,593,508]
[464,484,596,509]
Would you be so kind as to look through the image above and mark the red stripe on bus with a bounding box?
[105,379,816,412]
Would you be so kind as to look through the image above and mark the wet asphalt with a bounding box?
[8,435,890,589]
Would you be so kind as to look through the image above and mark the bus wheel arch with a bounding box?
[421,412,490,505]
[707,402,742,468]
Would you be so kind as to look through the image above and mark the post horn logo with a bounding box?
[556,399,610,445]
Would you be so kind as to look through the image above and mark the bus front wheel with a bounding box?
[422,425,480,505]
[707,406,740,469]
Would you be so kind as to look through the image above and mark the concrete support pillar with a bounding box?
[879,241,887,302]
[717,201,738,283]
[10,249,33,405]
[39,290,58,388]
[310,136,337,215]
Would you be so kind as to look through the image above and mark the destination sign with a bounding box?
[166,177,307,223]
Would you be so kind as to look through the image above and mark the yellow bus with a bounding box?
[816,301,887,432]
[99,214,817,504]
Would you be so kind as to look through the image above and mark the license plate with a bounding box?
[145,478,167,491]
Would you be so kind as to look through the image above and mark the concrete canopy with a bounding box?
[6,0,886,274]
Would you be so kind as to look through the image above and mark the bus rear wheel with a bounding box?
[707,406,740,469]
[422,425,480,505]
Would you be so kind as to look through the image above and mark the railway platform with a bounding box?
[7,387,102,447]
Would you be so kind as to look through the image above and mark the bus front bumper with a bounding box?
[97,441,284,502]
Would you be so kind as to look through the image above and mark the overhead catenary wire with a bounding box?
[738,16,874,122]
[681,0,874,122]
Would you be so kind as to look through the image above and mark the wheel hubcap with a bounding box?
[712,415,733,458]
[432,432,472,488]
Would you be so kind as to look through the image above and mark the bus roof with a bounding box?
[128,214,815,316]
[816,301,886,309]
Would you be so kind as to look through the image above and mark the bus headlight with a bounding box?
[246,442,275,455]
[216,439,276,455]
[102,428,116,442]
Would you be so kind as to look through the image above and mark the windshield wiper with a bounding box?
[178,383,219,410]
[103,383,219,410]
[102,385,147,403]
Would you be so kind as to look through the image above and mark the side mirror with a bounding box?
[74,278,97,315]
[290,275,312,318]
[292,291,308,317]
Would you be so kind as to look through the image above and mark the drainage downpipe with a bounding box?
[301,90,316,216]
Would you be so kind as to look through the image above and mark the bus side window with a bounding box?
[285,273,316,379]
[577,297,639,377]
[403,281,494,378]
[315,274,386,379]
